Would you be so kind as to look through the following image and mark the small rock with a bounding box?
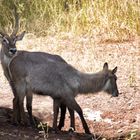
[35,136,40,139]
[117,129,123,133]
[129,118,136,123]
[24,135,29,138]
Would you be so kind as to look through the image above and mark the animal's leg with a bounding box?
[68,107,75,131]
[26,92,35,126]
[12,97,19,125]
[16,81,26,126]
[58,104,75,132]
[10,81,20,125]
[58,103,66,130]
[53,99,60,131]
[65,97,91,134]
[18,95,26,125]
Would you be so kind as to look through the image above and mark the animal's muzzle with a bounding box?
[9,48,17,54]
[112,90,119,97]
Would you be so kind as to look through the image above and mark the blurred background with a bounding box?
[0,0,139,41]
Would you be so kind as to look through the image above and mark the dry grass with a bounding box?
[0,0,139,41]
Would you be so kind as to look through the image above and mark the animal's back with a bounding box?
[9,50,81,97]
[27,61,81,96]
[9,50,67,79]
[16,51,66,64]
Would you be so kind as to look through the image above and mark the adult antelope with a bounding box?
[9,48,119,134]
[0,7,119,135]
[0,6,73,130]
[0,6,25,125]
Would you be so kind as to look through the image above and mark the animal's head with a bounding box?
[0,6,25,57]
[103,62,119,97]
[0,31,25,57]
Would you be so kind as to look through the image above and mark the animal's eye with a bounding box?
[3,38,9,44]
[3,39,6,42]
[111,76,117,81]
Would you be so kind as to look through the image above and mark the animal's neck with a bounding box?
[78,72,106,94]
[1,48,11,68]
[0,48,14,81]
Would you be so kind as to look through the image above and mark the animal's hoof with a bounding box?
[68,127,75,133]
[30,120,37,128]
[57,125,63,130]
[12,121,19,126]
[20,120,28,126]
[11,118,19,126]
[49,127,59,134]
[86,131,91,135]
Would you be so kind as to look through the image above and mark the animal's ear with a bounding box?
[0,36,3,42]
[103,62,108,71]
[0,32,4,42]
[112,66,117,74]
[15,31,25,41]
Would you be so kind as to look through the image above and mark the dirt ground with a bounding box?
[0,34,140,140]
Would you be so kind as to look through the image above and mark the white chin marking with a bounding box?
[3,37,9,44]
[3,54,11,66]
[103,79,111,91]
[9,52,13,55]
[9,51,16,56]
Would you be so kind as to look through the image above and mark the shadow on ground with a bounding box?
[0,107,136,140]
[0,107,94,140]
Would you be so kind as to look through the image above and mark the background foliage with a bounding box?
[0,0,139,40]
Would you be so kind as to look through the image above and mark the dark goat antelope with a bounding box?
[0,6,25,124]
[0,7,73,129]
[9,49,119,134]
